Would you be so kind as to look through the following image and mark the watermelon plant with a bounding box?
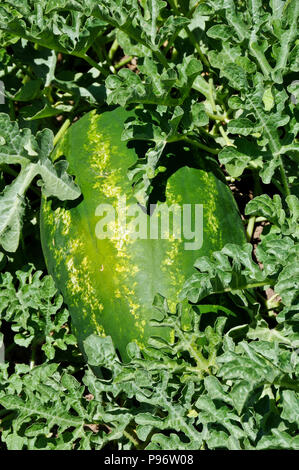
[0,0,298,451]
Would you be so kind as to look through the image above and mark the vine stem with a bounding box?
[206,111,228,122]
[155,50,170,69]
[277,381,299,393]
[185,27,210,68]
[246,216,256,241]
[208,79,217,113]
[123,429,140,448]
[8,99,15,121]
[108,38,119,61]
[53,118,71,147]
[224,280,271,292]
[198,126,219,141]
[208,79,232,146]
[278,157,291,197]
[266,293,281,310]
[171,135,220,155]
[219,126,233,146]
[115,55,133,70]
[81,54,107,76]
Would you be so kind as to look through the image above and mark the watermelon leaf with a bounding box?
[0,114,81,252]
[181,194,299,309]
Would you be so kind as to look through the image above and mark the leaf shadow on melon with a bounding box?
[48,192,84,212]
[44,154,84,212]
[127,139,226,214]
[126,140,250,334]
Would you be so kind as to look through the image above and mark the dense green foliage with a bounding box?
[0,0,298,450]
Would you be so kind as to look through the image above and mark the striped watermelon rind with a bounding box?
[40,107,245,360]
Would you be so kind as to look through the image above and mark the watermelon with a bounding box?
[40,107,245,360]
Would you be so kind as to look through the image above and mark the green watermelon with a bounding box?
[40,107,245,360]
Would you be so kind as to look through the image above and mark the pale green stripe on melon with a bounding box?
[83,111,147,335]
[200,171,219,247]
[41,200,106,337]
